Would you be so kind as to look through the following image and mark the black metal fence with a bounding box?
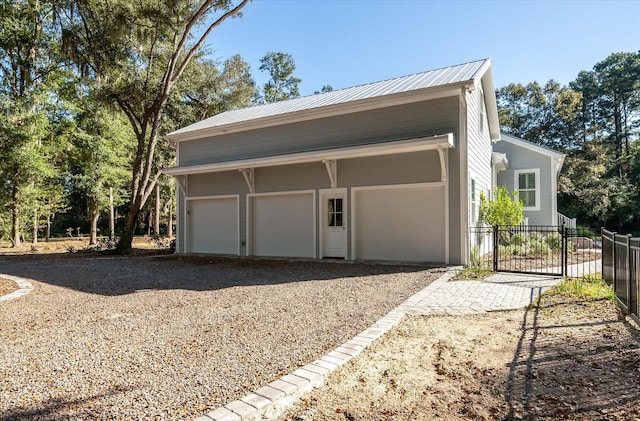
[469,225,602,278]
[602,229,639,320]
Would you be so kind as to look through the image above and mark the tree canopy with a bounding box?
[497,51,640,230]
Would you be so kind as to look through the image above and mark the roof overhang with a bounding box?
[476,60,501,142]
[163,133,454,176]
[499,133,565,175]
[165,85,469,142]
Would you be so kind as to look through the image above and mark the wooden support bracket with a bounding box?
[322,159,337,189]
[240,168,255,193]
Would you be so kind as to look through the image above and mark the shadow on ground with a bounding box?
[0,253,441,296]
[504,292,640,420]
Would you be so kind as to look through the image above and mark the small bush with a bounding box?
[510,233,528,247]
[528,239,551,257]
[545,232,562,251]
[528,231,544,242]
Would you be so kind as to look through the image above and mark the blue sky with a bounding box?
[205,0,640,96]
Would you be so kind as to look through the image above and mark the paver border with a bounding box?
[195,268,460,421]
[0,274,34,303]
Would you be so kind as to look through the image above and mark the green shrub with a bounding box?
[545,232,562,251]
[528,239,551,257]
[510,233,528,246]
[528,231,544,242]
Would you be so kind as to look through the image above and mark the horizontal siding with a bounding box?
[178,97,459,166]
[339,151,441,187]
[255,163,329,192]
[466,85,493,227]
[494,141,554,225]
[188,171,248,197]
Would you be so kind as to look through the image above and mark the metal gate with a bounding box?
[470,225,569,276]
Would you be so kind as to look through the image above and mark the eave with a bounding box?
[163,133,454,176]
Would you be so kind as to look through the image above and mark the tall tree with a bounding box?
[0,0,60,247]
[60,0,250,251]
[258,51,301,103]
[69,97,132,245]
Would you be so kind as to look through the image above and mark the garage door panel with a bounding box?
[355,186,445,262]
[251,193,314,258]
[189,197,238,254]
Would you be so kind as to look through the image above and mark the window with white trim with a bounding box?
[514,169,540,210]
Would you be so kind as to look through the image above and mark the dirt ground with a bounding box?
[2,245,639,420]
[282,283,640,421]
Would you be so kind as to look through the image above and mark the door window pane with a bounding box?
[328,198,343,227]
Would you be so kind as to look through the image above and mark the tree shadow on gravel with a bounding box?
[0,386,128,421]
[0,254,443,296]
[503,291,640,420]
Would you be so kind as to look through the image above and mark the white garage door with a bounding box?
[188,197,238,254]
[353,185,445,262]
[250,193,314,258]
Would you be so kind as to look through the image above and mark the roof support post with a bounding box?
[437,147,448,182]
[240,168,255,193]
[176,175,188,196]
[322,159,337,189]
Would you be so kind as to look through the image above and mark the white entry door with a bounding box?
[321,191,347,258]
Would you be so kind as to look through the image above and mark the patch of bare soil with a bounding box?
[281,289,640,420]
[0,278,18,296]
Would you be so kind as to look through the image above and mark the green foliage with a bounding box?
[259,51,301,103]
[478,186,524,227]
[554,273,615,301]
[499,51,640,230]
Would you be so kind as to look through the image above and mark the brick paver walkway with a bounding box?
[197,269,563,421]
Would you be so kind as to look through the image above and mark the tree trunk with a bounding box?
[11,184,21,248]
[166,199,173,238]
[32,209,38,244]
[117,205,140,252]
[45,214,51,242]
[154,183,160,237]
[109,187,115,240]
[89,195,99,245]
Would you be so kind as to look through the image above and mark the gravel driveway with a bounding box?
[0,253,444,420]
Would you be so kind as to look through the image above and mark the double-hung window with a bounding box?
[514,169,540,211]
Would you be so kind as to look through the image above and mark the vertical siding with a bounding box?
[493,141,555,225]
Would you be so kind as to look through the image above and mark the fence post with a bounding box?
[628,234,633,311]
[562,224,567,277]
[612,231,617,293]
[493,225,498,272]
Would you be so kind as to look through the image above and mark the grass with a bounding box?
[553,273,615,301]
[453,264,492,280]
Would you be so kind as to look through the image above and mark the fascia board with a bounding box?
[164,85,468,142]
[163,133,454,176]
[500,134,565,160]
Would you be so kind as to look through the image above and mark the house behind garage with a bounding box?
[164,59,501,265]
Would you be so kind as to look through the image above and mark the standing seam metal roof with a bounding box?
[168,58,490,137]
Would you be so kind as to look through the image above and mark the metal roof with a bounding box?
[167,59,490,139]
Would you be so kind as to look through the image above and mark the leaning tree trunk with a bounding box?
[89,196,99,245]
